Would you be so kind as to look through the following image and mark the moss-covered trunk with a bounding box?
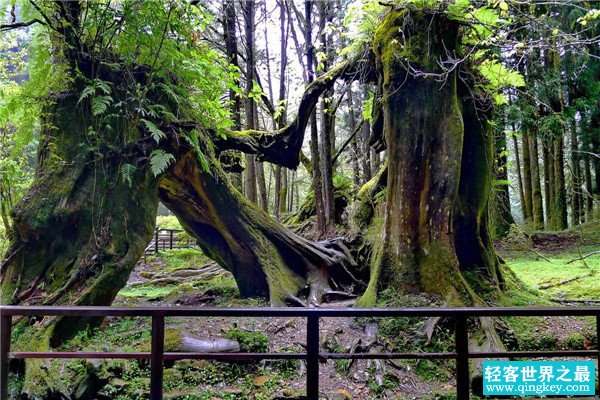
[0,94,158,347]
[359,9,502,307]
[159,146,357,305]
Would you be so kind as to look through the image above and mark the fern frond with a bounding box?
[150,150,175,176]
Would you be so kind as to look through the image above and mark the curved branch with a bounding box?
[0,19,44,31]
[212,56,369,169]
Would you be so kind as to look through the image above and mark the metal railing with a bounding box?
[1,306,600,400]
[144,228,196,260]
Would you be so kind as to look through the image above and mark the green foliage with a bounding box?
[564,333,585,350]
[120,163,137,187]
[149,149,175,176]
[142,119,167,143]
[223,327,269,353]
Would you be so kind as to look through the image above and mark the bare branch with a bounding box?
[0,19,44,31]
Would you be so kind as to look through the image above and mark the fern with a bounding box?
[185,129,210,172]
[92,96,112,116]
[149,150,175,176]
[120,163,137,187]
[141,119,166,143]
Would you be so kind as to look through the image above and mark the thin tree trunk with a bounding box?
[347,89,361,188]
[511,125,526,224]
[490,125,514,237]
[244,0,257,203]
[222,0,243,191]
[522,129,533,225]
[318,0,335,235]
[543,140,555,228]
[304,0,325,234]
[361,88,373,183]
[256,160,268,212]
[571,117,582,225]
[584,155,594,217]
[529,128,544,229]
[553,135,568,229]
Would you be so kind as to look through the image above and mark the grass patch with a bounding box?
[506,250,600,299]
[117,284,177,299]
[149,248,211,272]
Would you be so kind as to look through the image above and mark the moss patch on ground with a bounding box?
[505,248,600,299]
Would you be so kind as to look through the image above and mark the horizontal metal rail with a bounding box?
[1,306,599,400]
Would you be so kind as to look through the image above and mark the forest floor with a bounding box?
[8,221,600,400]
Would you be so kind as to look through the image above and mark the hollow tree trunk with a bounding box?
[158,146,357,305]
[0,93,158,345]
[358,10,502,307]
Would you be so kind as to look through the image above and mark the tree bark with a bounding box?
[571,118,582,225]
[348,89,361,188]
[244,0,258,204]
[159,145,357,305]
[317,0,336,235]
[359,10,502,307]
[490,125,514,237]
[522,129,534,225]
[528,127,544,230]
[304,0,325,235]
[511,123,527,225]
[0,93,159,346]
[553,135,568,229]
[222,0,244,191]
[542,140,554,228]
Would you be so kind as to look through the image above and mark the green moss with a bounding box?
[164,328,182,352]
[117,284,177,300]
[224,327,269,353]
[563,333,585,350]
[415,360,446,382]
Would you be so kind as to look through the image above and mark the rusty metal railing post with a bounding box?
[455,315,469,400]
[154,227,159,255]
[150,315,165,400]
[306,314,319,400]
[1,314,12,400]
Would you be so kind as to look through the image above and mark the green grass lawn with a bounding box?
[506,247,600,300]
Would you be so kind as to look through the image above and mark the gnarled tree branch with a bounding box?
[211,56,369,169]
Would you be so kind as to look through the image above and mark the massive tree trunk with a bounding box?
[0,93,158,345]
[358,9,502,307]
[159,146,357,305]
